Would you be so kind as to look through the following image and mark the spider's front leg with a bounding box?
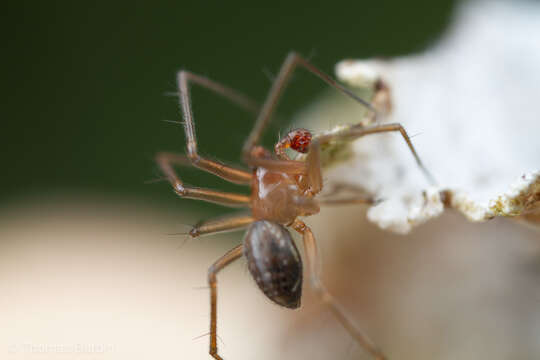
[176,71,254,185]
[317,123,437,185]
[292,220,387,360]
[242,51,377,161]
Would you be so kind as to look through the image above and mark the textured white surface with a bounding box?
[296,0,540,233]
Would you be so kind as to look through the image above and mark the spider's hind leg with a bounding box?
[188,214,254,238]
[292,220,387,360]
[207,245,244,360]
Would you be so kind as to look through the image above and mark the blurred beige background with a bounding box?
[1,196,539,360]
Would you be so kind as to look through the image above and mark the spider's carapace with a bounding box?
[250,134,320,225]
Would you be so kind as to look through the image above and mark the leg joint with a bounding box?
[188,227,200,238]
[286,50,300,63]
[177,69,191,83]
[207,266,217,284]
[311,280,332,304]
[173,183,186,196]
[187,151,201,164]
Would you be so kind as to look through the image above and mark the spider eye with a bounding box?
[288,128,312,153]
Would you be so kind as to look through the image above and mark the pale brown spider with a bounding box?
[156,52,434,360]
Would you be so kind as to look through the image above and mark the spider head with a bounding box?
[275,128,312,156]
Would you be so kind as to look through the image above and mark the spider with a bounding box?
[156,52,435,360]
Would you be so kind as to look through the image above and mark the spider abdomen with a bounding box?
[243,220,302,309]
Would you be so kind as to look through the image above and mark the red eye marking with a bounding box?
[289,129,312,153]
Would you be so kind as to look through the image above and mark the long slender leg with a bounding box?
[156,152,250,207]
[189,214,254,237]
[317,123,437,185]
[318,182,376,206]
[208,244,244,360]
[292,220,387,360]
[176,71,255,184]
[242,51,376,159]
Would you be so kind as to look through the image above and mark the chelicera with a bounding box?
[156,52,435,360]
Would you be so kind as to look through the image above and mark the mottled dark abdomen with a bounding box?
[243,220,302,309]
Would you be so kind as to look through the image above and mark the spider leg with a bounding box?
[292,220,387,360]
[316,123,437,185]
[176,71,255,184]
[189,214,254,238]
[242,51,376,159]
[318,182,376,206]
[208,244,244,360]
[156,152,250,207]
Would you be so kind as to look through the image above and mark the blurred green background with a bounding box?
[4,0,455,215]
